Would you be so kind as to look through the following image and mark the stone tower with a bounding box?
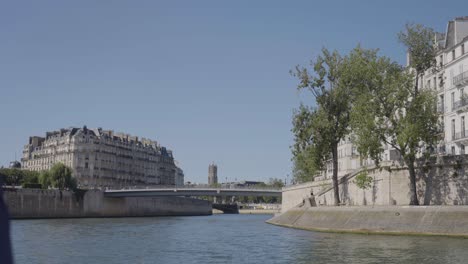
[208,163,218,185]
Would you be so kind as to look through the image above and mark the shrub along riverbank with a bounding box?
[0,163,77,191]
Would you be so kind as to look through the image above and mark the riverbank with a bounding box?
[212,209,279,214]
[267,205,468,238]
[4,188,212,219]
[239,209,279,214]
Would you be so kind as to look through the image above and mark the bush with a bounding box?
[354,170,373,190]
[22,183,43,189]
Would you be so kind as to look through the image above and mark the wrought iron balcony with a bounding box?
[453,98,468,112]
[454,70,468,87]
[437,103,446,113]
[454,130,468,144]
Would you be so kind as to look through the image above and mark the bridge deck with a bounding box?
[104,188,281,197]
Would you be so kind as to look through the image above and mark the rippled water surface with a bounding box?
[11,214,468,264]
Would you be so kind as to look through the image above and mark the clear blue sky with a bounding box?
[0,0,465,183]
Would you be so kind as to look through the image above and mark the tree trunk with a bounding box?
[407,158,419,205]
[332,143,341,206]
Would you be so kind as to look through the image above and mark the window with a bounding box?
[452,50,456,61]
[462,145,466,155]
[85,162,88,169]
[452,119,456,140]
[462,116,465,137]
[452,92,455,110]
[462,44,465,55]
[452,146,456,155]
[439,55,443,67]
[433,77,437,89]
[440,95,444,112]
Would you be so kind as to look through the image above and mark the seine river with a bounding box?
[11,214,468,264]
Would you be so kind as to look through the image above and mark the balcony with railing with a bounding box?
[453,130,468,144]
[437,103,446,113]
[454,71,468,87]
[453,98,468,112]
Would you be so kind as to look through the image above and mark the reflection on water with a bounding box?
[11,214,468,264]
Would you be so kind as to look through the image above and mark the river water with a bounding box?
[11,214,468,264]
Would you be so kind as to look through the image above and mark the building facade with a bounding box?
[427,17,468,155]
[21,126,178,188]
[208,163,218,185]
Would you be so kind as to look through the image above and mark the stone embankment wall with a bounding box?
[267,205,468,237]
[282,156,468,212]
[3,188,212,219]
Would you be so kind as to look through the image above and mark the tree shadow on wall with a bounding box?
[340,178,350,205]
[454,167,468,205]
[417,156,467,205]
[372,176,378,204]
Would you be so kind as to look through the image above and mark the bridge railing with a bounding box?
[104,184,282,191]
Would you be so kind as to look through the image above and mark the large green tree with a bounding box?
[49,163,77,191]
[348,44,440,205]
[292,48,352,205]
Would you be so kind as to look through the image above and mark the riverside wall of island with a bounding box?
[282,155,468,212]
[3,188,212,219]
[267,205,468,237]
[270,156,468,237]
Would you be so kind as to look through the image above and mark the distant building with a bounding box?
[208,163,218,185]
[21,126,178,188]
[9,161,21,169]
[175,166,184,186]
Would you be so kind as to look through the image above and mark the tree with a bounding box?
[348,45,439,205]
[49,163,77,191]
[0,168,40,187]
[291,48,352,205]
[39,170,52,189]
[398,23,438,94]
[21,170,40,188]
[267,178,285,189]
[0,168,23,186]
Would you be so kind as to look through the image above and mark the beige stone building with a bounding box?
[21,126,178,188]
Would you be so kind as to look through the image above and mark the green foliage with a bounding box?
[22,183,42,189]
[0,163,77,191]
[348,24,440,205]
[291,106,329,183]
[39,170,52,188]
[267,178,285,189]
[21,170,40,187]
[0,168,40,186]
[49,163,77,191]
[398,23,437,78]
[353,171,373,190]
[291,48,354,204]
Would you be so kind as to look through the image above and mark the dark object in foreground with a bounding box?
[0,182,14,264]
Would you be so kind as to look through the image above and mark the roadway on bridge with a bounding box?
[104,187,281,198]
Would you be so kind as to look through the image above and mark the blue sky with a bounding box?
[0,0,465,183]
